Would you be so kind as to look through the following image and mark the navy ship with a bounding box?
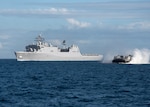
[15,35,103,61]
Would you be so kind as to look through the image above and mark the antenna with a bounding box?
[62,40,67,49]
[62,40,66,46]
[35,34,45,42]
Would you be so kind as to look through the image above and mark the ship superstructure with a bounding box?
[15,35,103,61]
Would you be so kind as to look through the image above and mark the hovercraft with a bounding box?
[112,55,132,64]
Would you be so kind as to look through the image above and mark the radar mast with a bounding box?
[35,34,45,43]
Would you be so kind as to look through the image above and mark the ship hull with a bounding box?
[112,59,130,64]
[15,51,103,61]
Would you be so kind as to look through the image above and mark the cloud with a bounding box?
[0,35,10,39]
[67,18,91,28]
[0,43,3,49]
[29,1,150,10]
[0,8,70,16]
[118,22,150,30]
[77,40,91,44]
[128,22,150,30]
[0,35,10,49]
[0,1,150,19]
[25,1,150,19]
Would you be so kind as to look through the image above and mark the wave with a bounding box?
[129,49,150,64]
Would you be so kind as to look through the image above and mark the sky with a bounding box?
[0,0,150,58]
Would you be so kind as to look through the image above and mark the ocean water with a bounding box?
[0,60,150,107]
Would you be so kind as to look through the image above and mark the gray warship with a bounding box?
[15,35,103,61]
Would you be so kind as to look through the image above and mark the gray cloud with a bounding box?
[28,1,150,10]
[0,42,3,49]
[67,18,91,28]
[0,35,10,40]
[0,8,70,15]
[0,1,149,19]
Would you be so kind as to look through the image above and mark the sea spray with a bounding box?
[102,54,115,63]
[129,49,150,64]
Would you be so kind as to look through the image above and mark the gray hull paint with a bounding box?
[15,52,103,61]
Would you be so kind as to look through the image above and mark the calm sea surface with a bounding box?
[0,59,150,107]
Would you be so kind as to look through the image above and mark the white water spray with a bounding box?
[129,49,150,64]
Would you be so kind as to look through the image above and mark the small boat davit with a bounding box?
[112,55,133,64]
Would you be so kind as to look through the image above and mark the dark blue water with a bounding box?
[0,60,150,107]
